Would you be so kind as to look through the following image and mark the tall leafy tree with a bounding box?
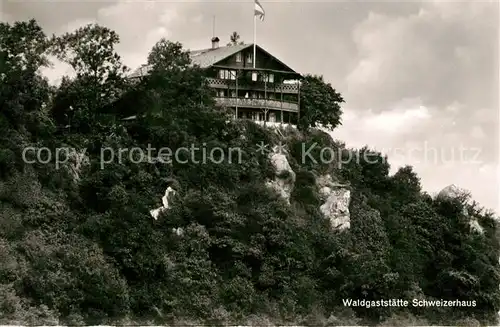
[0,19,52,128]
[147,39,191,71]
[51,24,126,81]
[298,74,344,131]
[50,24,128,132]
[390,165,422,209]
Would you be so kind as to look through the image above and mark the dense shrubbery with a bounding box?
[1,19,499,326]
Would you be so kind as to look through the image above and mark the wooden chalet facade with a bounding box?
[129,37,302,124]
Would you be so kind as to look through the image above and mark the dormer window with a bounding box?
[235,52,242,62]
[246,53,253,64]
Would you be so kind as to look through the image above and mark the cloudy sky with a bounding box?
[2,0,499,213]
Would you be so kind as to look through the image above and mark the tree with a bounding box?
[50,24,128,132]
[0,19,50,73]
[51,24,126,81]
[147,39,191,70]
[227,32,244,46]
[298,74,344,131]
[117,39,231,144]
[390,165,422,208]
[0,20,52,128]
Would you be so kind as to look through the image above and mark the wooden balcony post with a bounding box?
[235,70,238,119]
[280,82,284,124]
[263,74,267,126]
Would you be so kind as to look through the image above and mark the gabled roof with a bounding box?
[129,43,299,78]
[190,43,250,68]
[253,44,299,76]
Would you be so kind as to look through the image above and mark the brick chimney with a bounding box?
[211,36,220,49]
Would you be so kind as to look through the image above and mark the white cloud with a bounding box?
[366,105,430,133]
[337,1,498,212]
[337,101,431,139]
[334,101,498,212]
[347,1,497,112]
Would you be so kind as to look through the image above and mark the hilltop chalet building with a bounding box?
[129,37,302,124]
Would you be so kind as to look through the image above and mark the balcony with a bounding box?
[215,97,299,112]
[206,77,299,94]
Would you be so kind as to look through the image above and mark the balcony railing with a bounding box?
[206,77,299,94]
[215,97,299,112]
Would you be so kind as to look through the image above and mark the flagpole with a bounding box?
[253,14,256,69]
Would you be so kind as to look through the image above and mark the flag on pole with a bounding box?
[254,0,265,21]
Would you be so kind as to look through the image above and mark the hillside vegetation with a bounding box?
[0,20,499,326]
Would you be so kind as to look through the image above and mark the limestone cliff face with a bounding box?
[316,174,351,230]
[264,140,351,230]
[150,186,183,235]
[149,127,352,232]
[437,184,468,200]
[65,149,90,183]
[265,146,296,204]
[150,186,177,220]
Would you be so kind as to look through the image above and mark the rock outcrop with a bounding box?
[265,145,296,204]
[437,184,484,235]
[469,219,484,234]
[150,186,177,220]
[317,174,351,230]
[437,184,469,204]
[263,138,351,230]
[66,148,90,183]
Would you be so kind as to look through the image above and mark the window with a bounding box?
[251,72,258,81]
[220,69,236,80]
[235,52,242,62]
[261,73,274,83]
[246,53,253,64]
